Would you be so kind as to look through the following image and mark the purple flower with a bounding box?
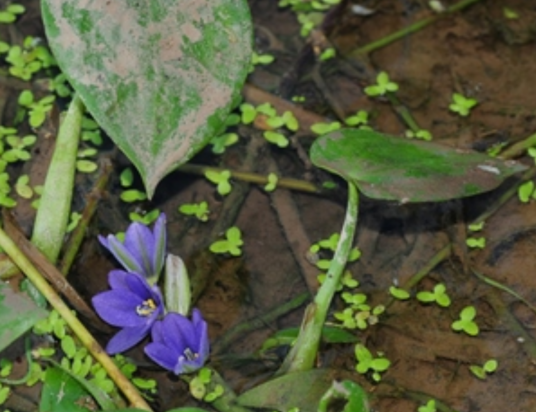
[99,213,166,284]
[144,309,209,375]
[92,270,164,354]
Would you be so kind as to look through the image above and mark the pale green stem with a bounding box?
[31,94,84,264]
[278,183,359,374]
[0,226,152,411]
[348,0,484,56]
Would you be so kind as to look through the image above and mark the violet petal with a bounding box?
[92,291,146,327]
[144,342,179,371]
[106,324,150,355]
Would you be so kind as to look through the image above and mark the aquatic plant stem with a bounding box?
[0,227,152,411]
[31,94,84,264]
[213,291,310,354]
[347,0,484,57]
[278,183,359,374]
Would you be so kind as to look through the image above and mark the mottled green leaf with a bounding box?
[310,129,527,202]
[42,1,252,197]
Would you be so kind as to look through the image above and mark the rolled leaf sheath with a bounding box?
[31,94,84,264]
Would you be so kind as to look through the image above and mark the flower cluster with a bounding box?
[92,213,209,375]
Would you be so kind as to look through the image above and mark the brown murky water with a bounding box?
[4,1,536,411]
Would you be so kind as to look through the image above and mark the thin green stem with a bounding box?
[0,227,152,411]
[59,158,113,276]
[278,183,359,374]
[213,291,310,354]
[179,163,323,194]
[498,132,536,159]
[347,0,485,57]
[387,93,420,132]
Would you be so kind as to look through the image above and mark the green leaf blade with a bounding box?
[310,129,527,202]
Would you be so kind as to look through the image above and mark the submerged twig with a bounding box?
[59,158,113,276]
[213,291,310,354]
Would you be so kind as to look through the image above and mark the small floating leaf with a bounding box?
[310,129,527,202]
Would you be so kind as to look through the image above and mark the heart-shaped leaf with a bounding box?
[41,1,252,197]
[310,129,527,202]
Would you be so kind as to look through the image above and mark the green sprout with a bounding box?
[416,283,451,307]
[48,73,72,97]
[0,126,17,138]
[291,95,306,103]
[0,172,16,207]
[120,189,147,203]
[296,12,324,37]
[205,169,232,195]
[129,209,160,225]
[210,132,239,154]
[120,167,134,187]
[3,134,36,162]
[81,116,103,145]
[469,359,498,380]
[189,368,224,403]
[354,344,390,382]
[405,129,432,141]
[344,110,369,127]
[518,180,535,203]
[30,185,43,209]
[266,110,299,131]
[66,212,82,233]
[6,37,55,80]
[389,286,410,300]
[252,51,275,66]
[418,399,437,412]
[179,201,210,222]
[451,306,479,336]
[210,226,243,256]
[263,130,289,148]
[311,121,341,135]
[468,221,485,232]
[256,102,277,117]
[264,173,278,192]
[0,359,12,377]
[0,3,25,23]
[364,71,399,97]
[240,103,258,124]
[319,47,336,61]
[76,147,98,173]
[0,383,10,405]
[449,93,478,117]
[503,7,519,19]
[466,237,486,249]
[18,90,55,128]
[15,174,32,199]
[486,141,507,157]
[318,270,358,290]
